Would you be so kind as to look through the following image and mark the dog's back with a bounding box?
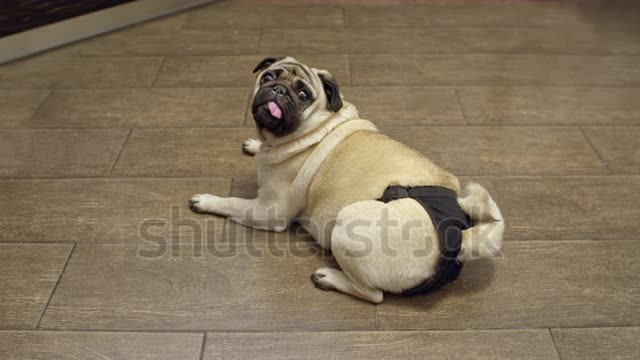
[301,128,459,247]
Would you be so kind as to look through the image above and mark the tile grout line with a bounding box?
[58,51,640,57]
[2,173,637,182]
[15,324,640,335]
[374,304,379,330]
[228,177,235,197]
[35,243,76,329]
[454,89,470,125]
[313,24,638,30]
[9,125,616,130]
[24,51,640,57]
[107,128,132,176]
[0,176,239,181]
[218,177,235,241]
[0,124,622,130]
[4,238,638,246]
[0,242,77,245]
[548,328,564,360]
[4,124,640,131]
[150,57,168,88]
[341,7,347,29]
[26,90,53,124]
[256,28,263,55]
[346,55,352,86]
[19,84,640,90]
[0,124,256,130]
[34,327,208,334]
[579,126,610,173]
[242,90,253,127]
[198,332,207,360]
[7,83,640,90]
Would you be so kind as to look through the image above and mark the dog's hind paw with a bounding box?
[311,267,337,291]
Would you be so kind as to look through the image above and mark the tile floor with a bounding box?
[1,0,640,359]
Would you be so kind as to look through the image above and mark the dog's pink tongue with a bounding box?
[267,101,282,119]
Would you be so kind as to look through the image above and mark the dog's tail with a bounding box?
[456,182,504,261]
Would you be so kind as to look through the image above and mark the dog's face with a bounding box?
[251,57,343,137]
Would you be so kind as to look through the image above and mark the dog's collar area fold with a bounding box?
[378,185,472,296]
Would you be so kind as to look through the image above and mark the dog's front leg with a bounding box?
[189,194,293,232]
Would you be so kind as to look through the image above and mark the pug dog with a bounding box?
[190,57,504,303]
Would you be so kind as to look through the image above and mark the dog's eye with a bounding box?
[261,73,275,84]
[297,90,310,101]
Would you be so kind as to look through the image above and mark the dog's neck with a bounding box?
[256,102,362,165]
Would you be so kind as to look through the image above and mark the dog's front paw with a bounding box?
[311,267,338,291]
[189,193,224,215]
[242,138,262,156]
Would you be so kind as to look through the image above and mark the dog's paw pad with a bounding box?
[311,268,336,291]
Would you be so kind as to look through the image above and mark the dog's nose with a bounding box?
[272,85,288,96]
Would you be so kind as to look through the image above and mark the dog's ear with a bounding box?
[318,71,343,112]
[253,57,283,74]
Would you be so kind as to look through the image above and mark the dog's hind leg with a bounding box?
[310,199,438,303]
[311,267,383,304]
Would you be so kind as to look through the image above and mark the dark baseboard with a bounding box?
[0,0,214,64]
[1,0,139,38]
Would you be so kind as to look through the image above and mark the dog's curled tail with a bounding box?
[457,182,504,261]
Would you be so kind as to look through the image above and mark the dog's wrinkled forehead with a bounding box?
[255,57,322,95]
[278,63,309,80]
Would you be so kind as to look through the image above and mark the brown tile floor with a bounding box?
[1,0,639,359]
